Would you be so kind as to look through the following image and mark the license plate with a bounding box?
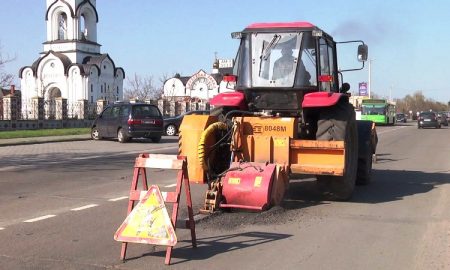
[143,120,155,124]
[424,119,431,122]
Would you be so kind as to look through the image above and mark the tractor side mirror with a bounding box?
[357,44,368,62]
[231,32,242,39]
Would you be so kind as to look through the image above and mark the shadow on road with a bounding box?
[127,136,179,144]
[282,169,450,208]
[127,231,292,265]
[352,169,450,203]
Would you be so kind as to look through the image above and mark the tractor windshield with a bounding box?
[248,32,316,88]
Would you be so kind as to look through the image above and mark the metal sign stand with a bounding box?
[118,153,197,265]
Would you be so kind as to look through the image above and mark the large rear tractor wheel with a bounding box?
[210,106,239,123]
[316,101,358,200]
[210,106,226,122]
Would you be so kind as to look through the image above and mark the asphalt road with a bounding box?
[1,123,449,270]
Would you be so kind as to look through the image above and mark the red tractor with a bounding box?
[179,21,377,212]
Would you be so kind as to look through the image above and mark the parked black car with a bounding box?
[163,110,210,136]
[437,112,449,126]
[417,112,441,129]
[396,113,407,123]
[91,102,164,143]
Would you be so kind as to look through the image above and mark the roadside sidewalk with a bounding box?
[0,134,91,147]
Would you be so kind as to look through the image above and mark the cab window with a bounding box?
[319,38,336,91]
[297,32,317,87]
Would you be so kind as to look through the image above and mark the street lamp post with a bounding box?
[368,59,373,99]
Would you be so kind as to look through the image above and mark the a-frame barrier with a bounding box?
[117,153,197,265]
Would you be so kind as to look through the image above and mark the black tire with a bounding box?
[151,135,162,143]
[209,107,225,122]
[316,101,358,200]
[91,127,101,140]
[210,106,238,123]
[356,121,375,185]
[165,124,177,136]
[356,143,373,185]
[117,128,129,143]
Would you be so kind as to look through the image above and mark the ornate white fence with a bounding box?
[0,97,211,130]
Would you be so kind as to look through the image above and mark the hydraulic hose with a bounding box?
[198,110,260,172]
[224,110,259,121]
[198,122,228,170]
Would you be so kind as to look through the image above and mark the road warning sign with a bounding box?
[116,154,196,265]
[114,185,177,246]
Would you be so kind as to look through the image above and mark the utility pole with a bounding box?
[389,84,393,102]
[368,59,373,99]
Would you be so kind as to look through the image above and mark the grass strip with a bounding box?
[0,128,90,139]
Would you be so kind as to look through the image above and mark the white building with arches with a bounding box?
[163,59,236,101]
[19,0,124,111]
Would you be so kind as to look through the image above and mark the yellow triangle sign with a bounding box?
[114,185,177,246]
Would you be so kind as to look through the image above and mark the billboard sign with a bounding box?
[359,82,368,96]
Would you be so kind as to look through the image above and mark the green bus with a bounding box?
[361,99,396,125]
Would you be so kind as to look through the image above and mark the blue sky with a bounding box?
[1,0,450,102]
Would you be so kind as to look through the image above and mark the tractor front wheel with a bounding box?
[316,101,358,200]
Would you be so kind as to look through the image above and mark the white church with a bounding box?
[19,0,124,109]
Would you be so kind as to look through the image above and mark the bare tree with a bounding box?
[156,72,172,100]
[394,90,448,114]
[0,43,15,88]
[124,72,180,102]
[123,73,158,101]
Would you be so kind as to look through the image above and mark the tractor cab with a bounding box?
[226,22,367,113]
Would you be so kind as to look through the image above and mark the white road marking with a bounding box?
[0,227,5,230]
[72,155,104,160]
[70,204,98,211]
[73,146,178,161]
[164,183,177,188]
[0,165,34,172]
[24,215,56,223]
[108,196,128,202]
[377,126,408,135]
